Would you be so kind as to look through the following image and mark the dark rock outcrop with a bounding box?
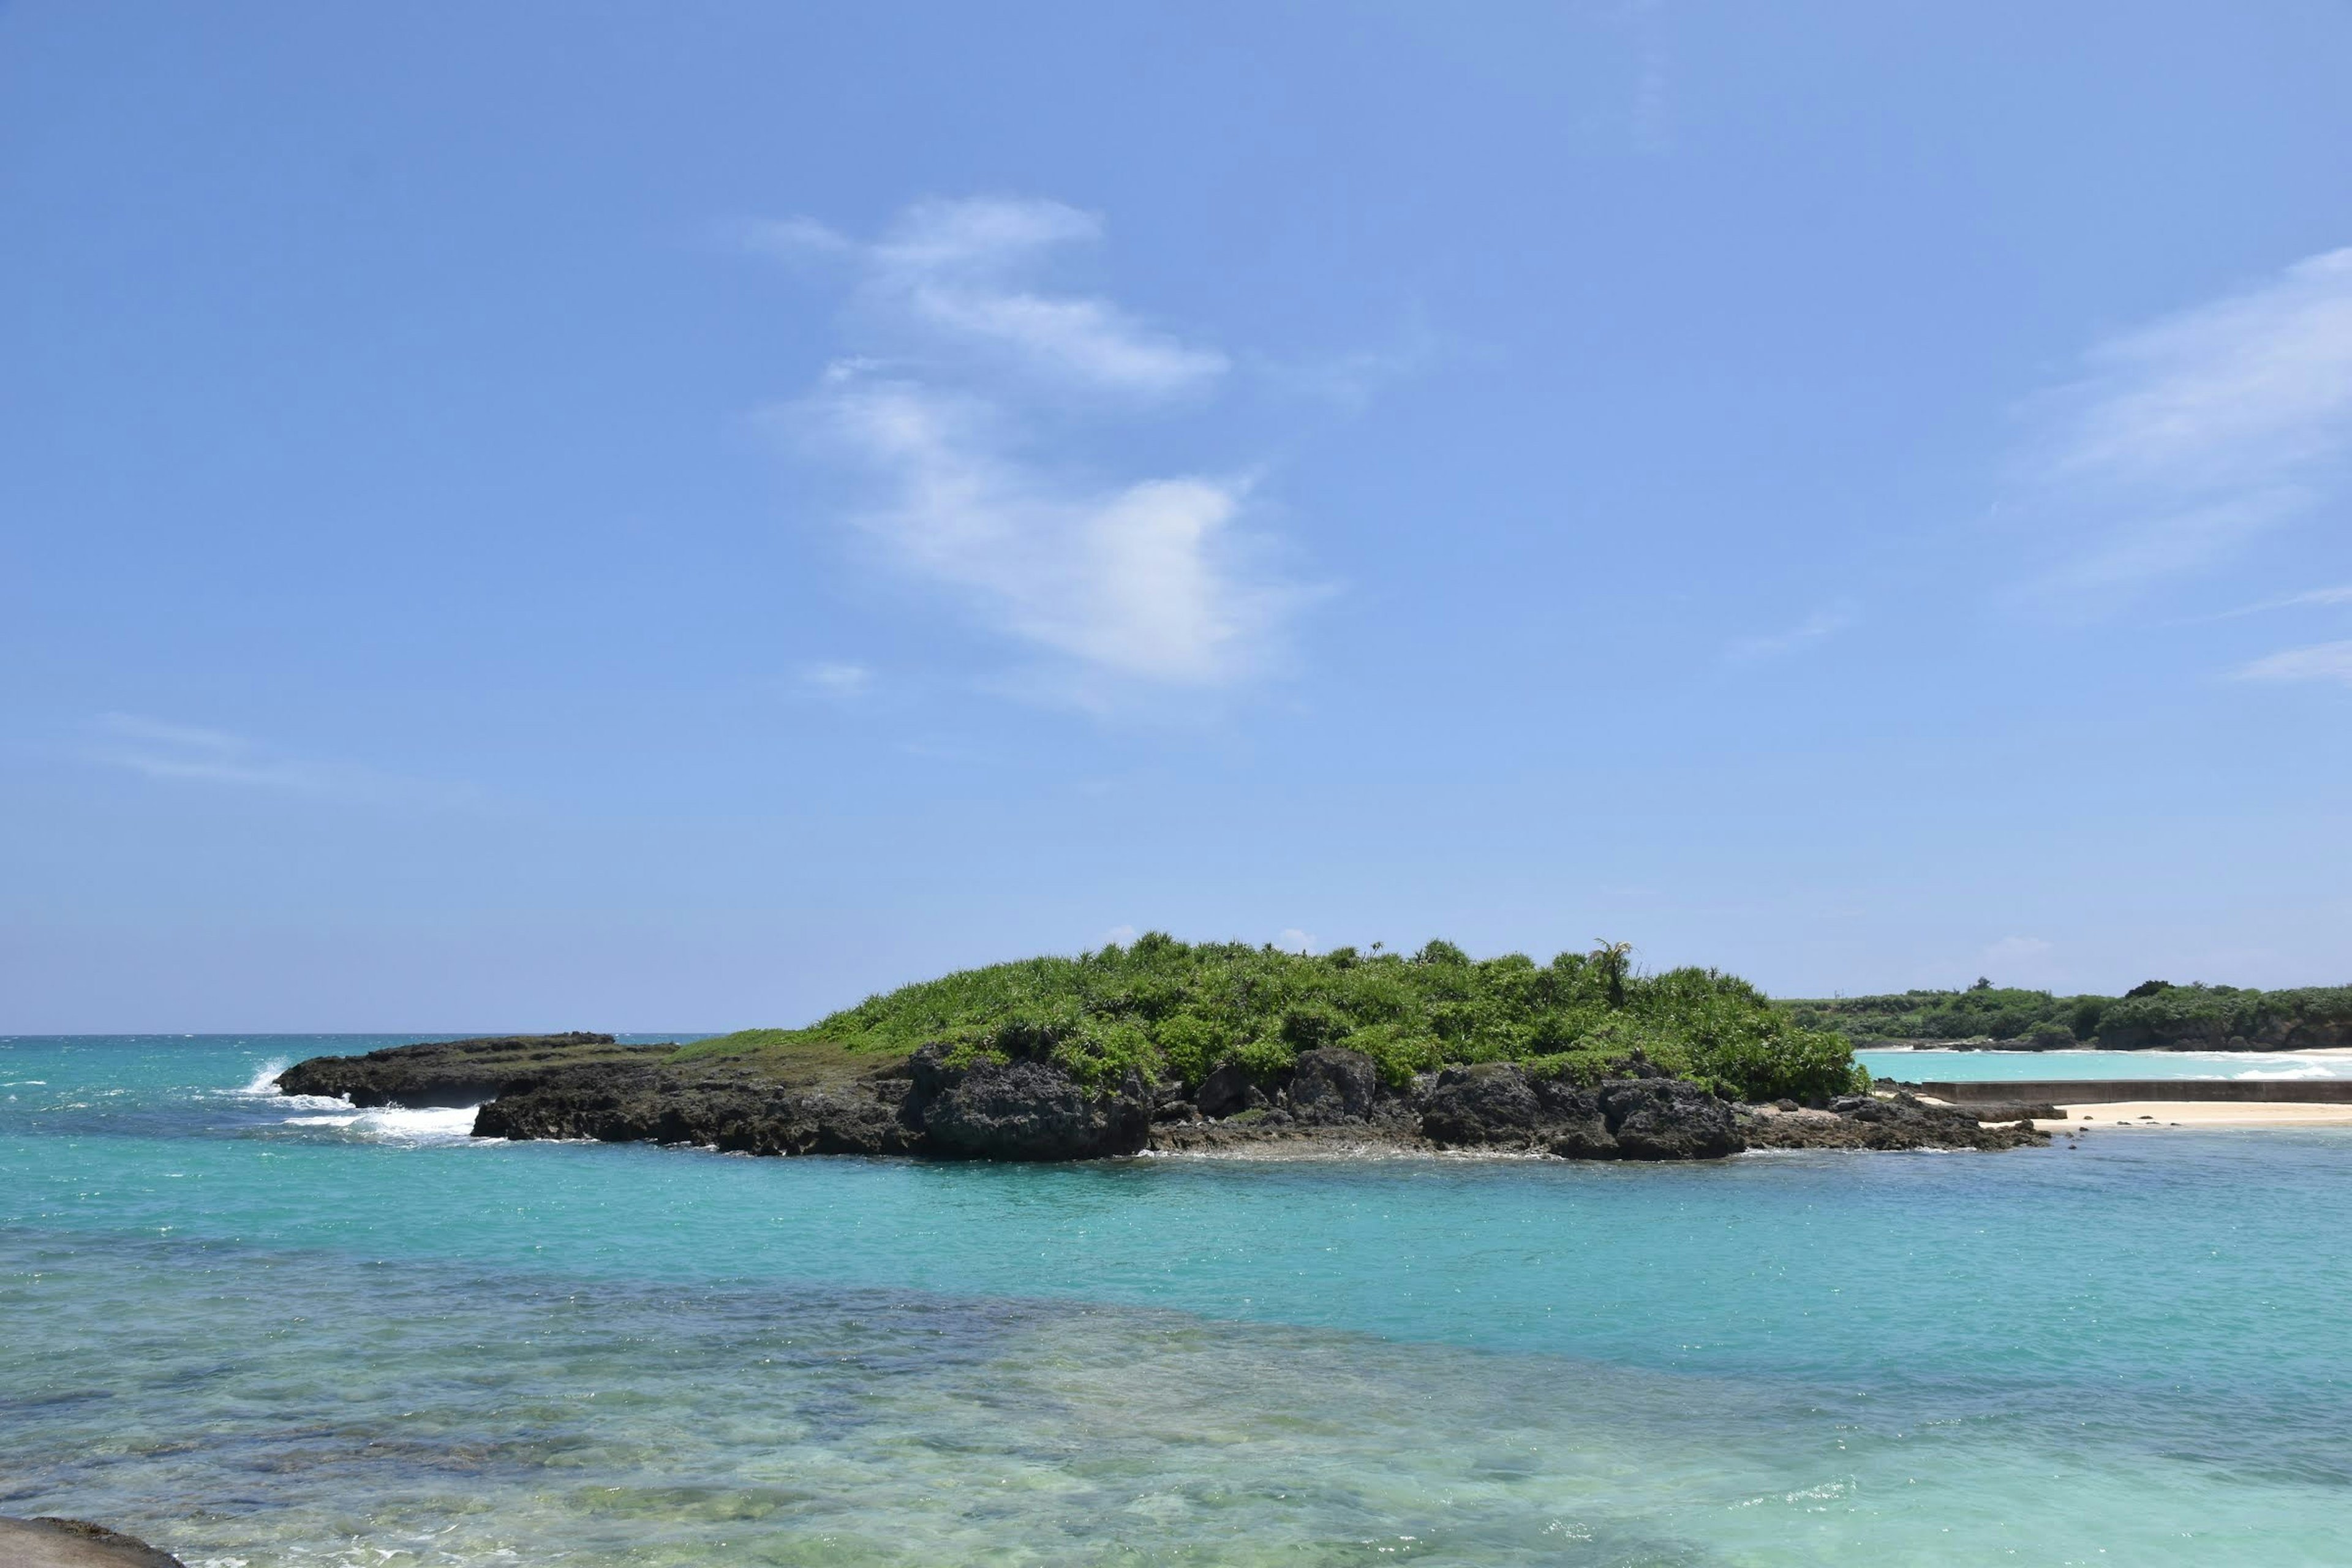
[0,1517,186,1568]
[1287,1047,1379,1125]
[909,1046,1152,1160]
[276,1033,673,1108]
[1419,1061,1746,1160]
[1194,1062,1266,1120]
[1599,1078,1744,1160]
[1954,1100,2063,1123]
[1740,1092,2048,1152]
[467,1045,1150,1162]
[470,1062,924,1156]
[280,1038,2043,1166]
[1420,1062,1545,1144]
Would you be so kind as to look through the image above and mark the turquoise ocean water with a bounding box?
[4,1036,2349,1566]
[1855,1047,2352,1083]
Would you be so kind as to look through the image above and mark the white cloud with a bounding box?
[2236,640,2352,687]
[744,198,1227,395]
[1275,928,1316,954]
[75,714,459,803]
[736,215,855,258]
[799,661,875,698]
[809,376,1287,685]
[2017,246,2352,597]
[1252,324,1449,416]
[1726,605,1854,662]
[872,195,1101,276]
[905,286,1227,397]
[1101,924,1139,948]
[761,196,1307,695]
[861,197,1226,398]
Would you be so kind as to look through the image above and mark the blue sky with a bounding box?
[5,2,2350,1031]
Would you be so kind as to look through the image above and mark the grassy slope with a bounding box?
[662,1029,915,1090]
[674,934,1863,1103]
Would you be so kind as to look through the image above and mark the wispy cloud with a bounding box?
[798,661,875,699]
[1623,0,1673,155]
[757,198,1227,401]
[1250,325,1449,417]
[2271,583,2352,609]
[2015,246,2352,599]
[74,714,464,803]
[736,214,856,259]
[2215,582,2352,618]
[805,377,1291,686]
[2236,641,2352,687]
[757,196,1312,698]
[1726,605,1854,662]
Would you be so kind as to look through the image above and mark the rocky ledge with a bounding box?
[1739,1093,2050,1152]
[279,1038,2049,1162]
[274,1033,679,1108]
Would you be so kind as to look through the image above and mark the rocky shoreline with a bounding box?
[278,1036,2048,1161]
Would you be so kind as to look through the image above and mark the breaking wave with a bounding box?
[279,1104,485,1145]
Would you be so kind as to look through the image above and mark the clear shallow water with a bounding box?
[4,1038,2350,1566]
[1856,1047,2352,1082]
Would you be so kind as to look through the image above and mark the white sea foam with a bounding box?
[237,1059,291,1095]
[2234,1063,2339,1080]
[279,1104,486,1145]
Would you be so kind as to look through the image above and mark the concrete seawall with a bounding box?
[1921,1080,2352,1105]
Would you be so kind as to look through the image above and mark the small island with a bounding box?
[279,937,2049,1160]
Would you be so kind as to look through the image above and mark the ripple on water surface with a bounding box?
[4,1036,2351,1566]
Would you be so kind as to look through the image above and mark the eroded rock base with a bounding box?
[274,1035,2062,1163]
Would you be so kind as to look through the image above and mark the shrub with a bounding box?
[1779,980,2352,1054]
[723,935,1864,1102]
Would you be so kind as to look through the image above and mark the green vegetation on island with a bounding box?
[1781,979,2352,1051]
[677,933,1866,1104]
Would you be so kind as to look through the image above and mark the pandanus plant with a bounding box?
[1591,939,1635,1009]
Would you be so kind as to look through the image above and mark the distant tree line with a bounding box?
[1779,981,2352,1050]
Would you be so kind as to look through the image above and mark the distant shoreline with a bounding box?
[1864,1044,2352,1055]
[2040,1102,2352,1129]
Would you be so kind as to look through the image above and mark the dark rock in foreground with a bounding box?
[0,1517,186,1568]
[276,1033,676,1108]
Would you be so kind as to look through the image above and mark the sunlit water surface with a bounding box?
[1856,1046,2352,1082]
[4,1036,2348,1566]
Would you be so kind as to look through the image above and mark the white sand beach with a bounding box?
[2038,1102,2352,1131]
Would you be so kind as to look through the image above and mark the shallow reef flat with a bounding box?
[9,1036,2352,1568]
